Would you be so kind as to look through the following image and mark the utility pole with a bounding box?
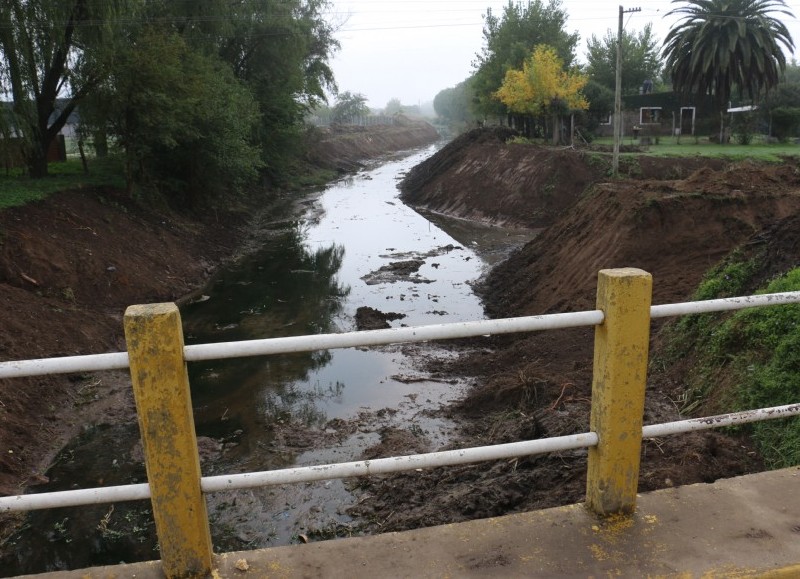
[612,5,641,176]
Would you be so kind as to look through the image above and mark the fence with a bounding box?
[307,114,398,127]
[1,268,800,577]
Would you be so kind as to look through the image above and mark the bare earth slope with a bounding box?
[399,127,727,228]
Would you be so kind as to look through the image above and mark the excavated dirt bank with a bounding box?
[399,127,728,228]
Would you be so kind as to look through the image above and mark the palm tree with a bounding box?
[662,0,794,143]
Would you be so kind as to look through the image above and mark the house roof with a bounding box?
[1,98,80,133]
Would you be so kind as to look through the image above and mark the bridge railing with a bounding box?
[1,268,800,577]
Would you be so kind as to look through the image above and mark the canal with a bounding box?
[1,144,533,575]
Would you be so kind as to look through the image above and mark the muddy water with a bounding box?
[1,145,534,575]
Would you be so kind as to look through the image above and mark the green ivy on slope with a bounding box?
[658,260,800,468]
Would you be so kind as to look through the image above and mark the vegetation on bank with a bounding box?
[655,251,800,468]
[0,136,340,211]
[0,158,126,210]
[595,137,800,162]
[1,1,339,207]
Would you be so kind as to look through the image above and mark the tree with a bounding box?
[585,24,662,95]
[83,28,261,204]
[760,61,800,140]
[472,0,579,119]
[331,92,369,123]
[384,98,403,115]
[212,0,339,181]
[662,0,795,143]
[434,79,476,126]
[494,44,588,143]
[582,80,615,130]
[0,0,133,177]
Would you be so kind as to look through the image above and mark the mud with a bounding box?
[354,307,406,330]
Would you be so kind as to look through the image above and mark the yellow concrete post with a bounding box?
[124,303,213,578]
[586,268,652,516]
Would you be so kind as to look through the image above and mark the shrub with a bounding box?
[769,107,800,143]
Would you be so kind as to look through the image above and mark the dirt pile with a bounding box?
[482,161,800,317]
[0,188,238,494]
[398,127,729,228]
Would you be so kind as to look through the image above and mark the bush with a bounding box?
[732,111,756,145]
[770,107,800,143]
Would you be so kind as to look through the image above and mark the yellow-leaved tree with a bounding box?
[495,44,588,144]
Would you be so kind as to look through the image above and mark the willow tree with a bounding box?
[0,0,133,177]
[662,0,794,144]
[214,0,339,181]
[494,44,588,143]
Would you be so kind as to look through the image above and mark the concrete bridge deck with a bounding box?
[22,467,800,578]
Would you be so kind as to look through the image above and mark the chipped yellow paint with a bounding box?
[124,303,213,578]
[589,543,610,561]
[586,268,652,516]
[599,513,635,537]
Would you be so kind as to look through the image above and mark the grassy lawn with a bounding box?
[592,136,800,162]
[0,156,125,210]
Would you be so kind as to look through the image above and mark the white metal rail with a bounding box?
[0,291,799,514]
[1,402,799,513]
[3,291,800,380]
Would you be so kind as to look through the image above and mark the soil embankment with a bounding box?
[399,127,727,228]
[346,130,800,534]
[307,117,439,174]
[0,121,440,499]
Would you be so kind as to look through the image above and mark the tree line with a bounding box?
[435,0,796,144]
[0,0,339,206]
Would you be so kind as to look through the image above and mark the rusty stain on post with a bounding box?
[124,303,213,578]
[586,268,652,516]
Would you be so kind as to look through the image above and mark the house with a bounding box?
[594,91,717,140]
[1,99,78,169]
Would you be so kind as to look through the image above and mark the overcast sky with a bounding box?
[326,0,800,110]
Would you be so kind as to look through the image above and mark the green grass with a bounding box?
[592,136,800,162]
[0,157,125,210]
[709,269,800,468]
[657,257,800,468]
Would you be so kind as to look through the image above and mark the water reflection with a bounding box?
[183,225,350,461]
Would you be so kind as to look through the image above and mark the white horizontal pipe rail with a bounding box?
[0,433,597,513]
[3,402,799,514]
[643,402,800,438]
[182,310,604,362]
[0,351,129,380]
[650,291,800,318]
[200,431,599,492]
[3,290,800,381]
[0,311,604,379]
[0,483,150,513]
